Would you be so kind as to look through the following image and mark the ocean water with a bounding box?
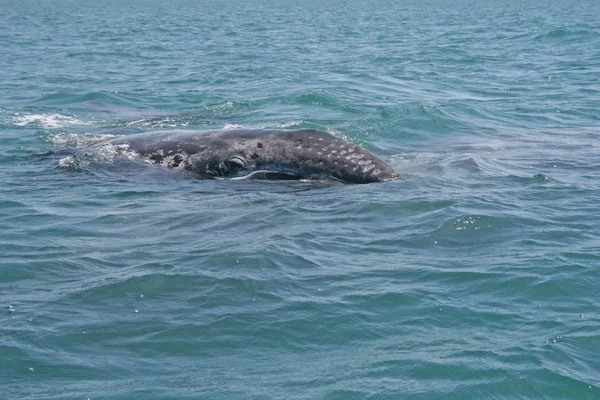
[1,0,599,398]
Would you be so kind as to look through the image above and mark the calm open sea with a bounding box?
[1,0,599,398]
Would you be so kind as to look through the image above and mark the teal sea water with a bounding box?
[1,0,599,398]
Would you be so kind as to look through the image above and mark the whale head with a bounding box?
[104,129,398,184]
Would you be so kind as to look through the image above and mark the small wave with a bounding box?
[13,113,93,129]
[431,214,516,245]
[527,173,551,183]
[139,44,169,51]
[534,28,597,41]
[294,92,337,107]
[206,101,235,112]
[441,155,482,173]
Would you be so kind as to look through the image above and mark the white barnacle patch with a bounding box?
[160,152,188,168]
[340,150,347,155]
[103,143,136,160]
[318,137,324,141]
[58,155,78,168]
[363,164,375,173]
[331,149,337,154]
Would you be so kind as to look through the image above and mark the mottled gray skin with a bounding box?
[102,129,398,183]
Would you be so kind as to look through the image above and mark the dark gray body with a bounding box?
[101,129,398,183]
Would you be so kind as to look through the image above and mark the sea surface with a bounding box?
[1,0,599,398]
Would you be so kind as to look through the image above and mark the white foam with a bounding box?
[13,113,93,129]
[279,120,304,128]
[208,101,234,112]
[222,121,306,130]
[125,119,151,126]
[48,132,119,147]
[58,143,139,170]
[223,124,244,129]
[325,127,353,142]
[125,117,186,128]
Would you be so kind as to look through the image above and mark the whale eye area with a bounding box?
[226,156,245,172]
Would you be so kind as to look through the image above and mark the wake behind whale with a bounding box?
[90,128,398,184]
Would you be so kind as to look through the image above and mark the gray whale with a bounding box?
[101,129,398,184]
